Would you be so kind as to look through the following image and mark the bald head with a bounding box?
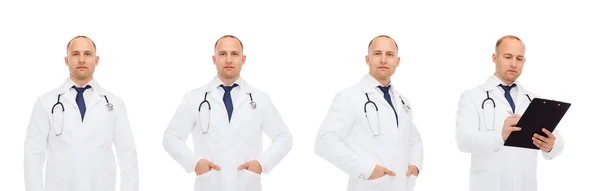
[214,35,244,54]
[67,36,96,53]
[495,35,525,53]
[368,35,398,53]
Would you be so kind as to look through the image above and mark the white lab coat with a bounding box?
[24,78,139,191]
[163,76,293,191]
[315,74,424,191]
[455,75,565,191]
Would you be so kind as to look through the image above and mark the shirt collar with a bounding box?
[55,77,107,96]
[207,76,254,93]
[68,78,95,88]
[361,74,394,93]
[484,74,521,91]
[61,78,96,92]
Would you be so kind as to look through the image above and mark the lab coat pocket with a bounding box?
[406,175,417,191]
[194,170,219,191]
[355,175,390,191]
[238,169,262,191]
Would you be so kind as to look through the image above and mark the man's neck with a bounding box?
[218,75,240,86]
[70,76,92,87]
[494,73,515,85]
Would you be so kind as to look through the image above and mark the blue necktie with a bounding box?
[72,85,91,121]
[378,85,398,127]
[499,84,517,113]
[221,84,238,122]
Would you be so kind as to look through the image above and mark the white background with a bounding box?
[1,0,599,190]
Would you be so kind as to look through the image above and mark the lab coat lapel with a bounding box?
[231,80,256,135]
[360,74,388,109]
[80,82,111,141]
[391,89,405,135]
[61,91,80,111]
[85,92,103,114]
[85,80,111,117]
[55,80,79,110]
[490,89,512,110]
[514,84,531,115]
[232,87,249,117]
[207,77,226,109]
[484,75,513,113]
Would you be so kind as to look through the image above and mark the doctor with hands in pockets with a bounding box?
[163,35,293,191]
[315,35,424,191]
[455,35,565,191]
[24,36,139,191]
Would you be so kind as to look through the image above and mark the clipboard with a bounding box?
[504,98,571,150]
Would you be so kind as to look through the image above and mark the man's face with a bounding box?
[213,37,245,80]
[493,38,526,83]
[64,37,98,81]
[366,37,400,81]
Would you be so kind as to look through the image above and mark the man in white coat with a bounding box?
[314,35,424,191]
[24,36,139,191]
[163,35,293,191]
[455,35,565,191]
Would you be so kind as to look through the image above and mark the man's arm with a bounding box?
[163,93,202,173]
[113,99,139,191]
[254,94,293,174]
[456,92,505,154]
[24,97,50,191]
[314,93,377,179]
[406,99,423,174]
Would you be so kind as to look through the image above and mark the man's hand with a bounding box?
[405,165,419,177]
[368,165,396,180]
[533,128,556,152]
[502,114,522,142]
[195,159,221,176]
[238,160,263,175]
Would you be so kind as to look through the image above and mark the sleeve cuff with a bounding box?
[411,164,422,175]
[255,157,270,174]
[185,156,203,174]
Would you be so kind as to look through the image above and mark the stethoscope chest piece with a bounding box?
[250,101,256,110]
[106,103,114,111]
[102,95,113,112]
[106,103,114,112]
[403,102,411,113]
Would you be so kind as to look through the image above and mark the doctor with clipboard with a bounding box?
[455,35,565,191]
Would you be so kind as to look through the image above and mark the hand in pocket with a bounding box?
[195,159,221,176]
[238,160,263,175]
[368,165,396,180]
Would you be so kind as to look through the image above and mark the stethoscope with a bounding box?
[363,92,410,137]
[51,94,113,136]
[197,92,256,134]
[481,91,531,131]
